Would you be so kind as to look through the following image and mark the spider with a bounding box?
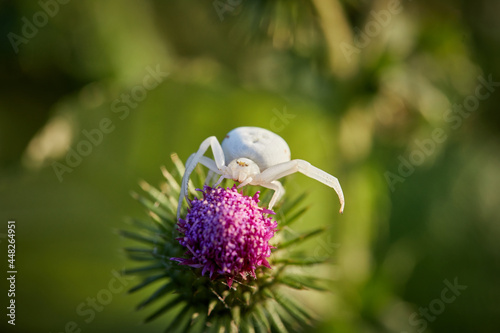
[177,126,345,219]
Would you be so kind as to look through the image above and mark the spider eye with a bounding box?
[236,160,248,167]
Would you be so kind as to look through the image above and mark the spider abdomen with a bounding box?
[221,127,291,171]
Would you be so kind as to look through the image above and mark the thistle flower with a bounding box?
[172,186,277,287]
[121,154,334,332]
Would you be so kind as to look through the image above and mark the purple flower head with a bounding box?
[171,186,278,288]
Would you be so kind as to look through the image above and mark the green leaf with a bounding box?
[240,315,256,333]
[252,304,271,332]
[126,254,157,262]
[171,153,186,177]
[119,230,160,246]
[144,295,183,323]
[272,291,313,326]
[128,273,168,293]
[266,302,288,333]
[206,316,223,333]
[193,164,208,189]
[285,297,315,325]
[259,187,275,205]
[271,257,329,266]
[137,281,177,309]
[139,180,172,208]
[131,191,172,221]
[281,206,309,227]
[123,263,164,275]
[281,192,308,217]
[231,305,241,327]
[221,315,236,333]
[277,227,326,250]
[186,312,208,333]
[171,153,197,196]
[146,212,176,234]
[275,276,306,290]
[124,247,153,254]
[125,216,164,233]
[251,315,267,333]
[160,164,181,194]
[279,275,331,291]
[139,180,180,220]
[207,299,218,316]
[163,303,194,333]
[242,291,251,306]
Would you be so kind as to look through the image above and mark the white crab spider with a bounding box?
[177,126,345,220]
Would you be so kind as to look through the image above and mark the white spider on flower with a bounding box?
[177,126,345,220]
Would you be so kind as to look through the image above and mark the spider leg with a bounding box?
[252,180,285,210]
[213,175,226,187]
[197,156,220,173]
[237,177,254,188]
[190,156,222,189]
[182,156,217,188]
[255,159,345,213]
[205,170,215,186]
[204,155,229,186]
[178,156,223,218]
[177,137,226,220]
[183,153,198,194]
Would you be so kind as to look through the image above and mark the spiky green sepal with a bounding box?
[121,154,333,332]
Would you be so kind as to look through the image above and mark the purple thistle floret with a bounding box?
[171,186,278,288]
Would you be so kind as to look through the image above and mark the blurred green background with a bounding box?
[1,0,500,332]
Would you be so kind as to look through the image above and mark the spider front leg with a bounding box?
[255,159,345,213]
[205,170,217,186]
[184,155,222,189]
[177,137,226,220]
[250,179,285,210]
